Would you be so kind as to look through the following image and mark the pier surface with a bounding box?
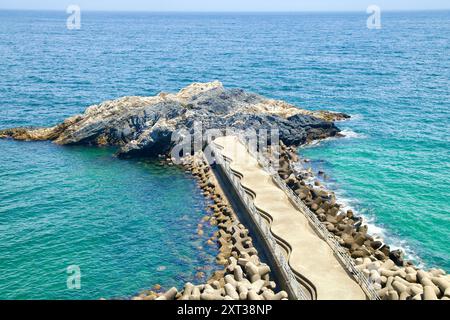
[213,136,366,300]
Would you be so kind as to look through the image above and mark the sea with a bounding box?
[0,10,448,299]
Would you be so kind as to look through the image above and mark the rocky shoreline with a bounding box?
[2,81,448,300]
[272,143,450,300]
[0,82,342,301]
[0,81,345,157]
[132,154,288,300]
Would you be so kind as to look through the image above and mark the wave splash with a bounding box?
[298,159,426,268]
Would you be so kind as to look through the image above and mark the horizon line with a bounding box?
[0,8,449,13]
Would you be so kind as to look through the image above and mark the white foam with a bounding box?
[156,265,167,271]
[335,183,426,265]
[302,137,333,148]
[325,189,385,238]
[300,166,424,266]
[348,114,364,121]
[301,129,366,148]
[339,129,366,139]
[297,122,425,266]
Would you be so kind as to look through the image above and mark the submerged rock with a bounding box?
[0,81,346,157]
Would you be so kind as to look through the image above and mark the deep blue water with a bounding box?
[0,10,449,298]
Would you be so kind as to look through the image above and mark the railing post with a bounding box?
[209,142,309,300]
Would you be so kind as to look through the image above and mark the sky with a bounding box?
[0,0,449,12]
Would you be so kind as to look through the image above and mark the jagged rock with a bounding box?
[370,240,383,250]
[346,210,354,219]
[389,249,405,266]
[0,81,344,157]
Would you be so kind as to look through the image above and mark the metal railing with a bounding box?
[234,135,381,301]
[210,143,310,300]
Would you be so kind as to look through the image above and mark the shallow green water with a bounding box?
[0,141,219,299]
[300,114,450,269]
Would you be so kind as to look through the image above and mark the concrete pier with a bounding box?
[213,136,367,300]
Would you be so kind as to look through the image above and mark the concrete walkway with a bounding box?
[213,136,366,300]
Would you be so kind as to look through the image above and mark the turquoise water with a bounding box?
[0,141,219,299]
[0,141,220,299]
[0,11,449,298]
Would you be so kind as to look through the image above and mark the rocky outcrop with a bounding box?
[0,81,346,158]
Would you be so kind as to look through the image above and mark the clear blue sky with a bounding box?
[0,0,449,12]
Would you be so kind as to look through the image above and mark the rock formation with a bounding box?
[0,81,347,158]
